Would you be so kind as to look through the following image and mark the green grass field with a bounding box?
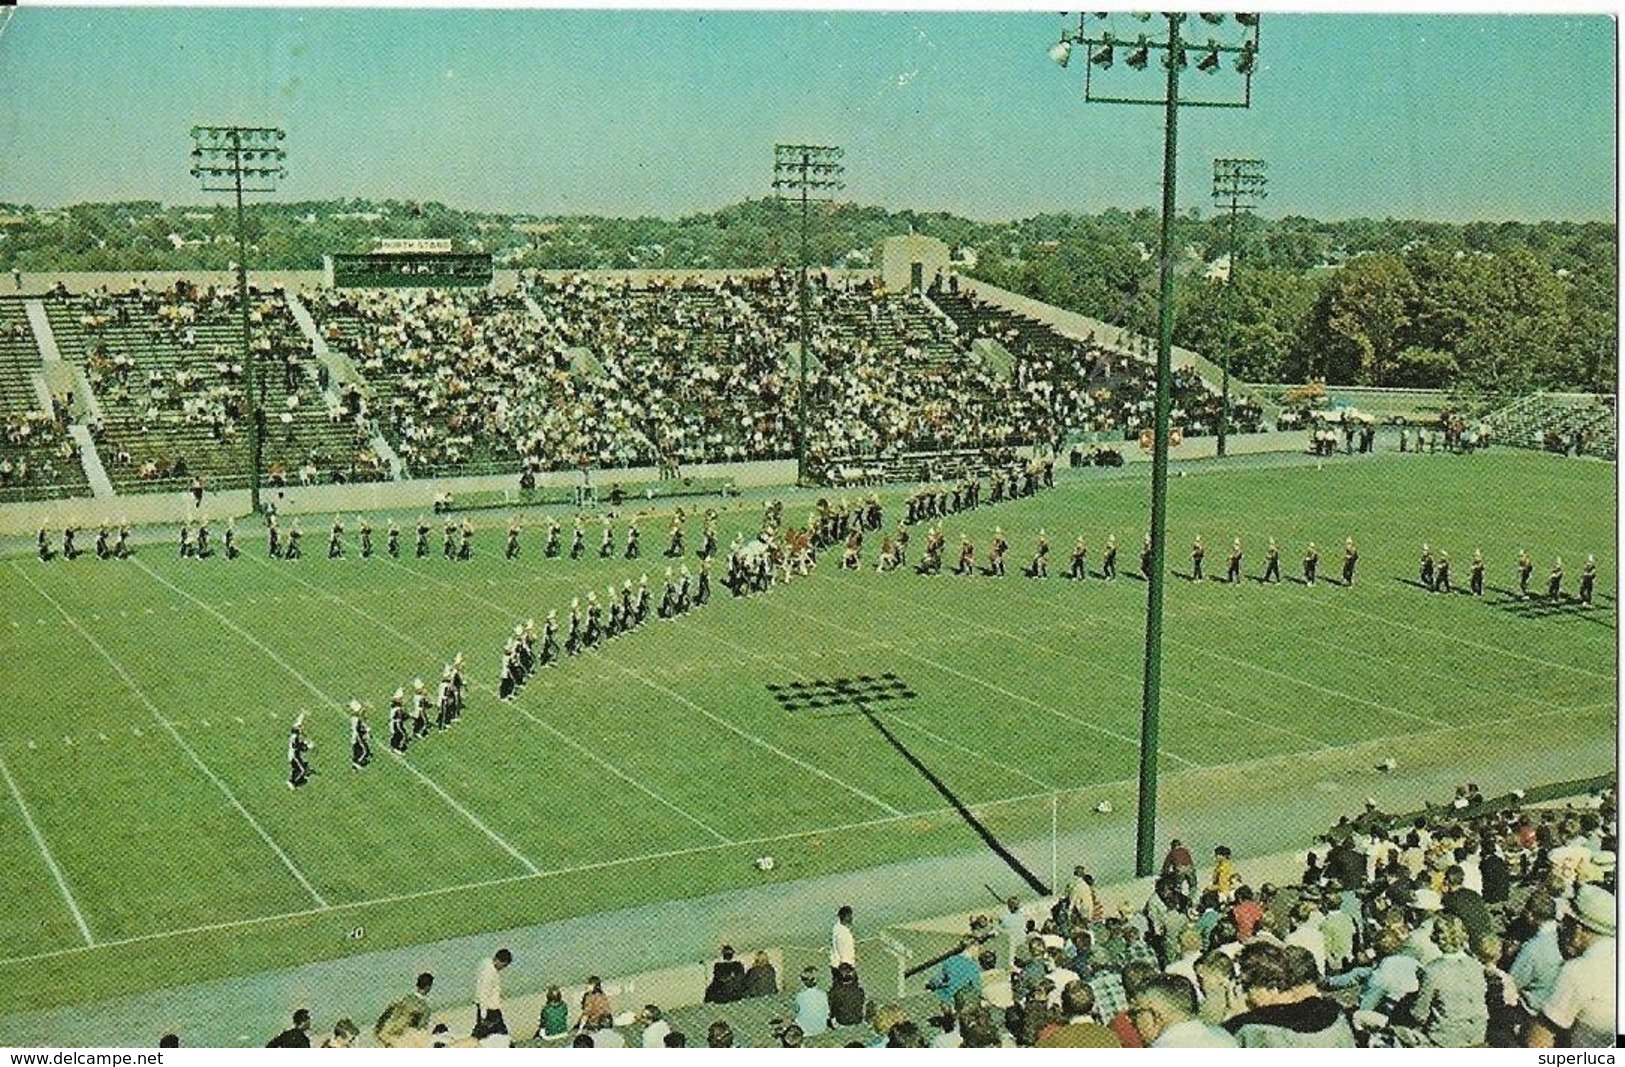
[0,449,1614,1014]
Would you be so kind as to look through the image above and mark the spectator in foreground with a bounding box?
[925,938,983,1008]
[319,1019,359,1049]
[1396,914,1488,1047]
[1225,943,1355,1047]
[266,1008,312,1048]
[637,1004,670,1048]
[1130,974,1238,1048]
[1526,884,1617,1048]
[742,950,779,998]
[534,985,569,1041]
[705,1020,736,1048]
[828,961,867,1028]
[578,975,614,1031]
[793,966,831,1037]
[375,971,434,1047]
[1034,980,1119,1048]
[705,945,746,1004]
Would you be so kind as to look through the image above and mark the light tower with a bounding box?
[1049,12,1261,877]
[189,124,287,514]
[1212,157,1268,459]
[772,144,844,486]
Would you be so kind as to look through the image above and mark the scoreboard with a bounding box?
[325,249,494,288]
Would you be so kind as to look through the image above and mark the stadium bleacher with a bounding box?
[1,273,1272,499]
[43,282,384,495]
[0,297,92,502]
[237,777,1615,1049]
[1484,391,1617,460]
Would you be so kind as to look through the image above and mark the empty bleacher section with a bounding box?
[1484,391,1617,460]
[0,297,90,502]
[43,282,384,495]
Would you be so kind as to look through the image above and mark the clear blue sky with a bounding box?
[0,8,1614,222]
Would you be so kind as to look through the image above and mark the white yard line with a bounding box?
[380,553,904,818]
[0,752,95,946]
[129,558,540,876]
[257,555,734,845]
[12,564,329,910]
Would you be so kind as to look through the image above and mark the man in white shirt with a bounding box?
[1000,896,1030,967]
[1130,974,1238,1048]
[1527,885,1616,1048]
[473,948,512,1043]
[830,905,856,982]
[638,1005,671,1048]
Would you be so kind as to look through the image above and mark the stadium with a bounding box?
[0,7,1616,1052]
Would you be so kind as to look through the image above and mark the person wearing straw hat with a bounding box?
[1526,884,1616,1047]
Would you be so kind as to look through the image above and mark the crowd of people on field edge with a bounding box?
[227,782,1614,1050]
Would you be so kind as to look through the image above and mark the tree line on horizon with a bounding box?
[1,197,1613,393]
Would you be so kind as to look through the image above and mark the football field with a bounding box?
[0,449,1615,1013]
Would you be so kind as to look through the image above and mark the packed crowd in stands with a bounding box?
[1,274,1266,497]
[232,778,1614,1050]
[302,272,1253,484]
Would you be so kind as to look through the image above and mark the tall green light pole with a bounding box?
[1212,158,1267,458]
[773,144,844,487]
[1050,12,1260,877]
[190,124,287,515]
